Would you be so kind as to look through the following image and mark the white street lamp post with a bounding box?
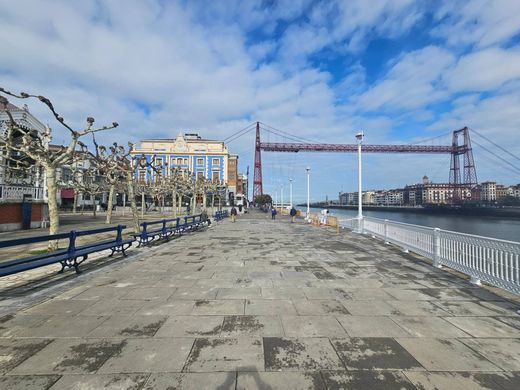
[281,185,284,210]
[306,167,310,221]
[356,132,364,233]
[289,178,293,208]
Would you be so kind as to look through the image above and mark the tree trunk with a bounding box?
[212,194,215,215]
[92,193,97,217]
[73,192,78,214]
[106,184,115,224]
[126,173,140,233]
[45,166,60,250]
[203,192,207,209]
[172,189,177,217]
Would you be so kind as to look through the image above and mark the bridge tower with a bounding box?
[252,121,263,200]
[449,127,478,202]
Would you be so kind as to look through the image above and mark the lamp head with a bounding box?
[355,132,364,141]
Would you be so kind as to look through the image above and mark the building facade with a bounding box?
[0,103,48,230]
[131,132,237,202]
[480,181,497,202]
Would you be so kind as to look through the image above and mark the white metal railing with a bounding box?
[0,185,44,202]
[340,216,520,295]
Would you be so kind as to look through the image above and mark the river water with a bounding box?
[305,207,520,242]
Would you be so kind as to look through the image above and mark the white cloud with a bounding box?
[444,46,520,92]
[355,46,455,111]
[432,0,520,48]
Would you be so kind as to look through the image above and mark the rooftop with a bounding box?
[0,212,519,388]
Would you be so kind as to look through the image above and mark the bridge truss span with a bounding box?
[259,142,453,154]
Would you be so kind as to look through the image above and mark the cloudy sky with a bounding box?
[1,0,520,201]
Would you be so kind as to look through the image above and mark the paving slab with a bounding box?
[331,337,423,370]
[0,375,60,390]
[11,338,127,374]
[142,372,236,390]
[292,299,349,315]
[98,338,194,373]
[15,315,108,338]
[263,337,344,371]
[444,316,520,338]
[336,315,410,337]
[321,371,417,390]
[280,315,347,337]
[396,338,501,371]
[245,299,297,315]
[391,316,471,337]
[236,371,326,390]
[154,315,224,337]
[220,315,284,337]
[461,338,520,370]
[190,299,244,315]
[0,338,53,373]
[404,371,520,390]
[183,337,264,372]
[87,315,167,338]
[49,374,149,390]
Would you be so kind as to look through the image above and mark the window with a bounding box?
[138,170,146,183]
[155,157,163,167]
[177,158,183,165]
[196,171,204,180]
[183,158,188,165]
[212,170,220,181]
[212,158,220,166]
[196,158,204,166]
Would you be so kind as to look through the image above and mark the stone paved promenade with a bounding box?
[1,211,520,389]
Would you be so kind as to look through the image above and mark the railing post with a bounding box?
[116,225,123,243]
[68,230,77,253]
[470,275,482,286]
[433,228,442,268]
[384,219,389,244]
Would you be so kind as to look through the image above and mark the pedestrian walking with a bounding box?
[271,207,277,220]
[230,206,237,222]
[290,206,297,223]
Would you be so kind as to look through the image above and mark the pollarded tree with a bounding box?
[0,87,118,247]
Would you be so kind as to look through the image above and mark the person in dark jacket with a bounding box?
[271,207,277,220]
[290,206,297,223]
[230,206,237,222]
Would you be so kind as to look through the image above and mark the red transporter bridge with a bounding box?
[252,122,477,202]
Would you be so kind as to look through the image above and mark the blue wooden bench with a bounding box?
[133,214,211,247]
[0,225,133,276]
[132,218,182,247]
[214,210,229,221]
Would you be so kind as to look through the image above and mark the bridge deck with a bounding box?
[1,211,520,389]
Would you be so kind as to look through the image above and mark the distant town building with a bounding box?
[339,176,516,207]
[480,181,497,202]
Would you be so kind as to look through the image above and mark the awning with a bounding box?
[61,188,75,199]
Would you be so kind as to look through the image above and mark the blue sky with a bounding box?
[1,0,520,202]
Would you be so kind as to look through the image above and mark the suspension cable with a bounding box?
[472,139,520,175]
[470,127,520,163]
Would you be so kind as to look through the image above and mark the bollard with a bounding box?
[384,219,389,244]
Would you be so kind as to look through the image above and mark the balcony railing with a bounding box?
[0,185,44,202]
[339,216,520,296]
